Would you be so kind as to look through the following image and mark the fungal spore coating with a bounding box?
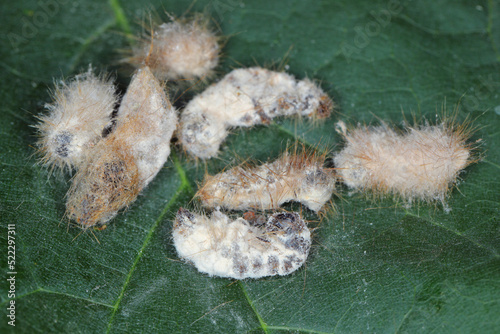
[173,209,311,279]
[196,149,336,213]
[35,67,118,171]
[128,14,220,80]
[333,119,474,208]
[66,66,177,228]
[179,67,334,159]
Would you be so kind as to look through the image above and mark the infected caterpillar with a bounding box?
[35,66,118,172]
[173,208,311,279]
[333,119,475,209]
[66,66,177,228]
[196,148,336,213]
[127,13,220,81]
[179,67,334,159]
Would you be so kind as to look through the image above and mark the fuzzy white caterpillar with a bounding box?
[128,14,220,80]
[173,209,311,279]
[35,67,118,171]
[333,120,473,208]
[179,67,333,159]
[66,66,178,228]
[196,150,336,213]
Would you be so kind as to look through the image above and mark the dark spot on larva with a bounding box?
[184,114,209,143]
[278,97,292,111]
[220,246,231,258]
[303,94,312,110]
[254,101,271,124]
[276,212,297,223]
[252,256,263,272]
[282,258,294,273]
[239,113,253,125]
[80,195,95,217]
[102,160,126,184]
[232,242,240,252]
[233,255,249,275]
[286,236,311,255]
[286,254,300,265]
[256,236,270,243]
[306,169,327,184]
[73,193,97,227]
[267,255,279,274]
[54,131,73,158]
[267,212,302,234]
[311,94,333,119]
[176,208,196,228]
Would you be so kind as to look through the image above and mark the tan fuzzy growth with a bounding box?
[66,66,178,228]
[65,139,141,227]
[35,67,117,171]
[333,120,474,209]
[173,208,311,279]
[129,14,220,80]
[179,67,334,159]
[196,149,336,213]
[112,66,178,185]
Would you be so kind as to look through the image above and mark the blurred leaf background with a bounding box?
[1,0,499,332]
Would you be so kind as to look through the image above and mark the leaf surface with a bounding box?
[1,0,499,333]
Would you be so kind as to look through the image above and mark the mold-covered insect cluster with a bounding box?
[36,65,177,228]
[173,209,311,279]
[66,67,177,227]
[35,7,480,281]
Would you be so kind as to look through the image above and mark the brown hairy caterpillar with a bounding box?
[179,67,334,159]
[333,119,475,210]
[127,13,220,81]
[196,148,336,213]
[35,66,118,172]
[173,208,311,279]
[66,66,177,228]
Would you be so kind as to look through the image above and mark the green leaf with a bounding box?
[1,0,499,333]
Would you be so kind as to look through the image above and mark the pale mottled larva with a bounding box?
[127,14,220,81]
[196,149,336,213]
[333,119,475,209]
[173,208,311,279]
[65,66,177,228]
[179,67,334,159]
[35,67,118,171]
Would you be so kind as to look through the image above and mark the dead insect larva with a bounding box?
[196,149,336,213]
[35,66,118,171]
[179,67,334,159]
[66,66,177,228]
[333,119,475,210]
[173,208,311,279]
[127,14,220,81]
